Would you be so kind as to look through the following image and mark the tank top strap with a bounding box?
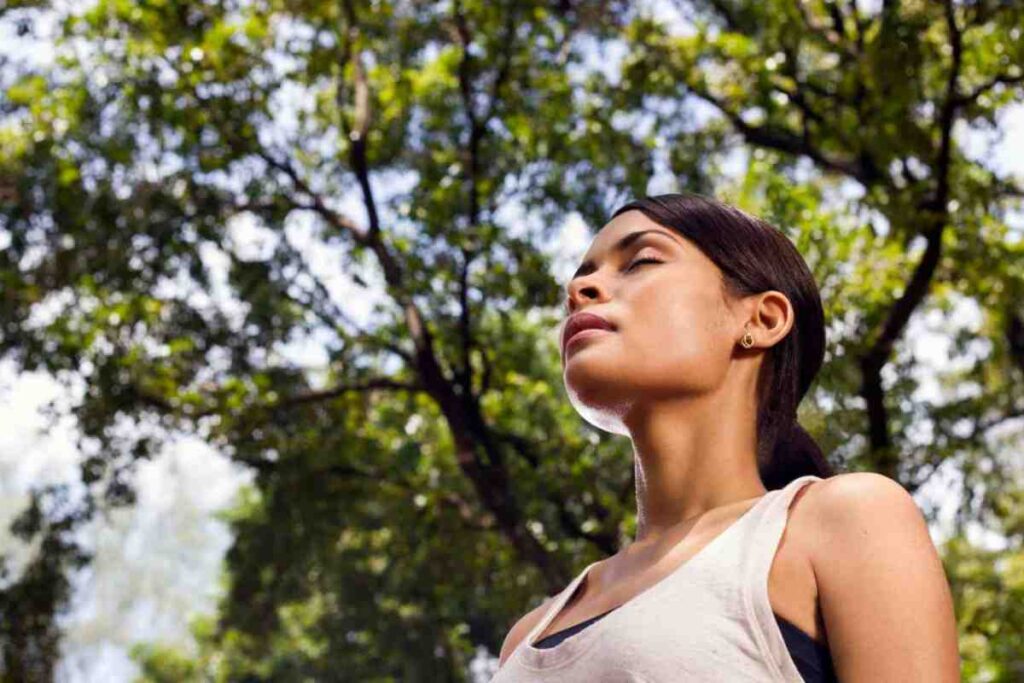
[740,474,825,682]
[521,560,600,655]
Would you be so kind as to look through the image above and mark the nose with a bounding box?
[565,278,604,314]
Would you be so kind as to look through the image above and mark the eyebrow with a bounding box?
[569,229,681,282]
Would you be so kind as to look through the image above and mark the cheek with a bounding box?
[625,285,730,377]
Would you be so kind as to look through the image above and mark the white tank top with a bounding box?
[491,474,824,682]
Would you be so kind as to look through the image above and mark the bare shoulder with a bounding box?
[794,471,924,529]
[498,596,553,668]
[798,472,961,681]
[798,471,938,571]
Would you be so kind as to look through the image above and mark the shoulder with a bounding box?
[797,472,961,680]
[797,471,936,573]
[782,472,918,554]
[798,471,922,526]
[498,596,554,668]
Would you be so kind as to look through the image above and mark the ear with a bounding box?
[747,291,794,349]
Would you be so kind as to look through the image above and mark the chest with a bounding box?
[540,503,824,645]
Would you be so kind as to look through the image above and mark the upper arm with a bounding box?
[806,472,961,682]
[498,597,552,668]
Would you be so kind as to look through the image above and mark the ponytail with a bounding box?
[759,421,835,491]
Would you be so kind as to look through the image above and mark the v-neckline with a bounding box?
[521,488,779,659]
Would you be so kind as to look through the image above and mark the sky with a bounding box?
[1,1,1024,681]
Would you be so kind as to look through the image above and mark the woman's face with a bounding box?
[560,210,741,434]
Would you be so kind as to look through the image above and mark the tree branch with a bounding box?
[953,71,1024,107]
[257,150,369,245]
[934,0,964,208]
[257,4,568,589]
[273,379,425,409]
[339,0,382,241]
[446,2,517,396]
[855,1,965,480]
[266,234,416,365]
[794,0,857,59]
[688,84,882,184]
[135,376,423,420]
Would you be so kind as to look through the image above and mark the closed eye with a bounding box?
[625,257,662,272]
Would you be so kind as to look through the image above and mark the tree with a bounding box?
[1,0,1022,680]
[1,0,642,678]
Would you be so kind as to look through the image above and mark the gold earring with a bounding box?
[740,325,754,349]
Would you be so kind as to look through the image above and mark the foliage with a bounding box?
[0,0,1022,680]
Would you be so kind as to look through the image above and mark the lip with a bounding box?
[564,327,612,355]
[561,311,616,355]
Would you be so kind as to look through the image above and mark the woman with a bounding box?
[491,193,960,682]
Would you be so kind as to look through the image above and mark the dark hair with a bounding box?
[610,192,836,489]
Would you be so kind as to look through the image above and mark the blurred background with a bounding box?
[1,0,1023,681]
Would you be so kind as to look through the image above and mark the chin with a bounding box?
[572,398,631,436]
[564,371,635,436]
[563,358,615,401]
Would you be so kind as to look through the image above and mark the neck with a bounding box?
[623,391,765,545]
